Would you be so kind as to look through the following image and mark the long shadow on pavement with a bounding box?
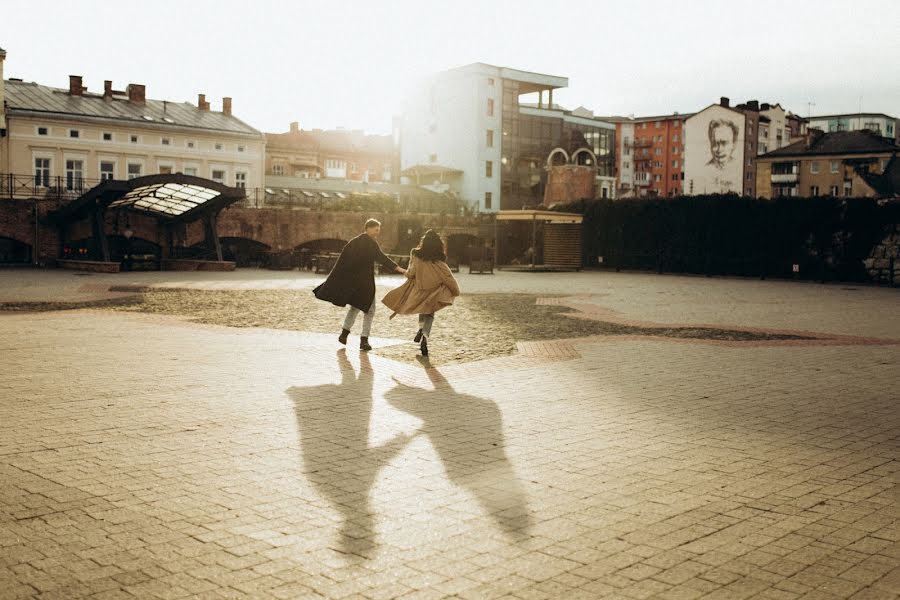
[385,357,532,542]
[287,349,414,559]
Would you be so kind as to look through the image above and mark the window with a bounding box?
[130,135,139,144]
[673,146,679,154]
[746,173,753,181]
[161,138,171,146]
[187,141,196,149]
[101,132,112,141]
[37,127,48,136]
[69,129,80,139]
[238,145,245,153]
[487,78,494,86]
[485,161,493,177]
[810,185,819,196]
[843,181,852,197]
[673,134,679,142]
[654,148,662,155]
[272,164,284,175]
[34,158,51,187]
[623,161,630,169]
[100,161,115,180]
[184,167,198,176]
[211,169,226,183]
[830,160,839,173]
[235,172,247,188]
[654,174,662,182]
[159,166,173,175]
[127,163,143,179]
[674,121,680,128]
[486,98,494,117]
[830,185,839,196]
[214,143,223,151]
[655,121,662,128]
[671,174,679,181]
[484,192,492,209]
[672,160,679,168]
[810,161,820,174]
[486,129,494,147]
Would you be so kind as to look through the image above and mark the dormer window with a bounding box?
[161,138,171,146]
[37,127,48,136]
[69,129,80,138]
[215,143,223,151]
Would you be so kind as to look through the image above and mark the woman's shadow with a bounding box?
[384,357,532,541]
[287,349,414,559]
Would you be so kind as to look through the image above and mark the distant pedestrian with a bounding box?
[382,229,460,357]
[313,218,407,351]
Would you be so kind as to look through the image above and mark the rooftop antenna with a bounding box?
[858,96,863,113]
[807,101,816,118]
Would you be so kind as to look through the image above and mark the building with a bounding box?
[755,129,899,198]
[684,97,801,197]
[265,122,395,183]
[807,113,898,141]
[607,113,692,198]
[684,98,751,195]
[399,63,615,212]
[0,50,265,198]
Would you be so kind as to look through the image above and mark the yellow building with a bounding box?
[755,130,898,198]
[0,52,264,197]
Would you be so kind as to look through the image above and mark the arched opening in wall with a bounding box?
[109,236,162,271]
[446,233,481,265]
[220,237,271,268]
[0,237,32,264]
[547,148,569,167]
[572,148,597,167]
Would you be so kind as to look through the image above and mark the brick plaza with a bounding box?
[1,269,899,600]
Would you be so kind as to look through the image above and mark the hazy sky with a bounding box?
[3,0,898,134]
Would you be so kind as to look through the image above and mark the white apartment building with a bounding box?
[807,113,898,141]
[399,63,570,212]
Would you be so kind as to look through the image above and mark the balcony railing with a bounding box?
[771,173,799,183]
[0,173,108,202]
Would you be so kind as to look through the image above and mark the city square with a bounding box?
[1,268,898,599]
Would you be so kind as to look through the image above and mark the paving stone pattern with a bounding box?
[1,270,899,599]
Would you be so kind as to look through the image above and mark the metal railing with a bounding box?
[0,173,108,202]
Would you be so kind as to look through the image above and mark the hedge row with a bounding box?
[557,194,900,282]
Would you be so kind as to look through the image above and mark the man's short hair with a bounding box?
[364,218,381,230]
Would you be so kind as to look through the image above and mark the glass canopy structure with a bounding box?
[50,174,246,264]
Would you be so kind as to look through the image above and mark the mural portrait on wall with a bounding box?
[707,119,739,169]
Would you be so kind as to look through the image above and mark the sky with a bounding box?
[3,0,899,135]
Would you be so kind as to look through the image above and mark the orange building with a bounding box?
[609,113,692,198]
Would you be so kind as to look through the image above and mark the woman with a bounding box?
[382,230,460,356]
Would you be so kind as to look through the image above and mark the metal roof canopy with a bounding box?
[51,174,246,224]
[496,209,583,223]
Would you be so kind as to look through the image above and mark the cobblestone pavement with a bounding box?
[1,269,899,599]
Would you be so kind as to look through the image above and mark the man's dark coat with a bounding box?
[313,233,399,312]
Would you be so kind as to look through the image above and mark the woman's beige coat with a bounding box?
[382,253,460,316]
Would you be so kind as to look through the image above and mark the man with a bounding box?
[313,218,407,351]
[707,119,739,169]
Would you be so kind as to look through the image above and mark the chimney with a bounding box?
[761,102,770,111]
[805,128,824,150]
[222,97,232,116]
[746,100,759,111]
[69,75,85,96]
[290,121,300,133]
[198,93,209,111]
[126,83,146,104]
[720,97,730,108]
[103,80,113,100]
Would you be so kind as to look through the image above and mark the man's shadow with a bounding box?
[384,358,532,541]
[287,349,414,559]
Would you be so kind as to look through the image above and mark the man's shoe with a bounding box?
[338,328,350,345]
[414,329,423,342]
[419,337,428,357]
[360,337,372,351]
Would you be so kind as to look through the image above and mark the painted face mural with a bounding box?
[707,119,739,169]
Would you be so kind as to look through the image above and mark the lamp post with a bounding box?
[123,228,134,271]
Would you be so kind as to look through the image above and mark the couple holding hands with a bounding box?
[313,219,460,357]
